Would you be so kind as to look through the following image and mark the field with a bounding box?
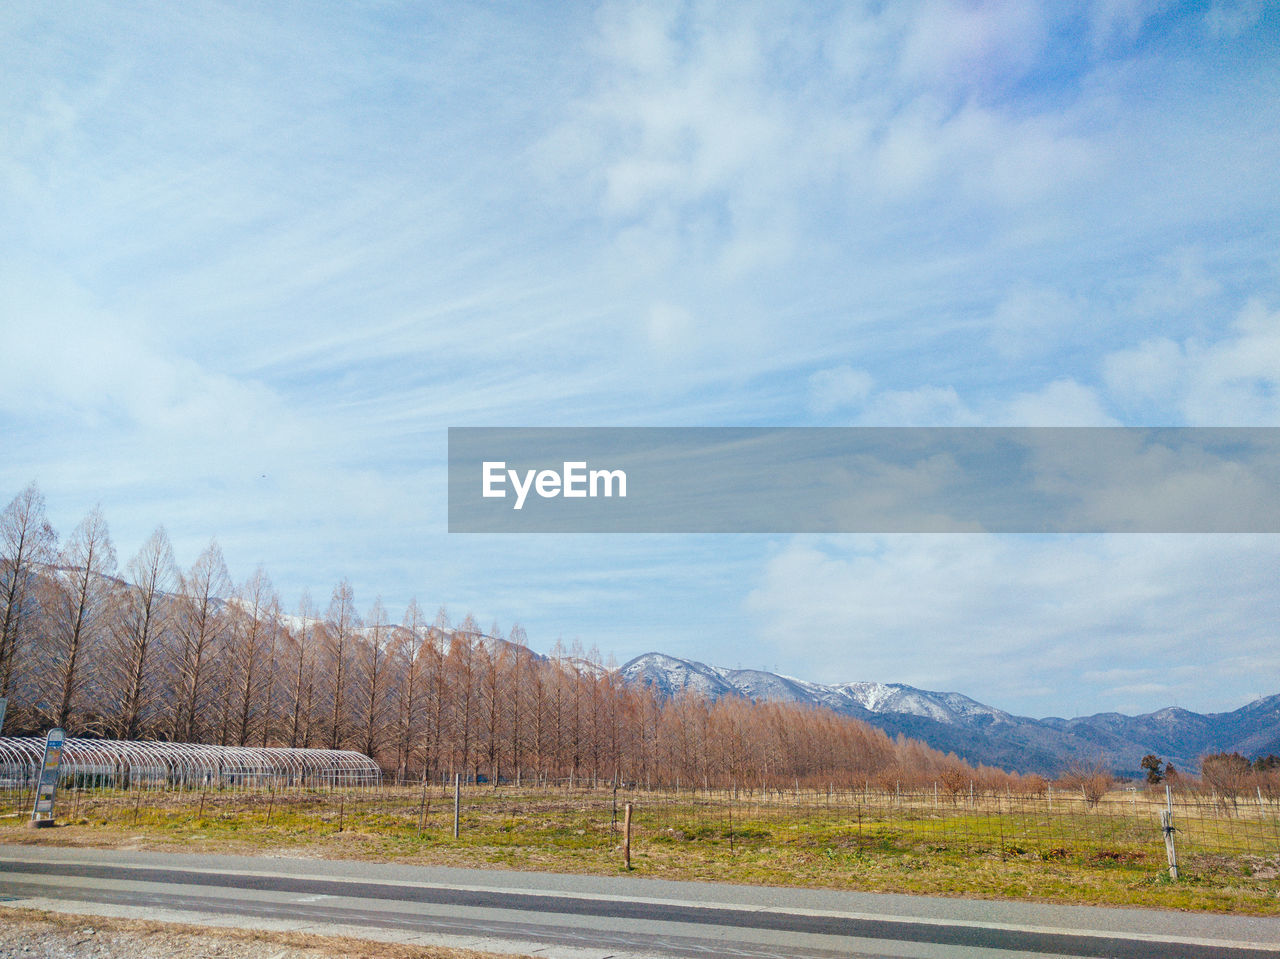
[4,782,1279,914]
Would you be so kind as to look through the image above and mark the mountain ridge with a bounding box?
[616,651,1280,777]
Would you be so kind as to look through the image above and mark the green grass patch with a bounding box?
[1,786,1276,914]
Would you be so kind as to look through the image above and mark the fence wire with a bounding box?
[5,774,1276,879]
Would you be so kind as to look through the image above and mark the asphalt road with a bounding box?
[1,846,1278,959]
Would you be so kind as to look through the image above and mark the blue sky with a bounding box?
[3,1,1278,719]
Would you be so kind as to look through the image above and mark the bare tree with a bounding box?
[169,540,231,742]
[46,507,116,731]
[285,594,319,747]
[104,527,176,740]
[421,608,451,782]
[0,483,57,717]
[258,597,283,747]
[357,597,393,760]
[478,622,511,785]
[447,614,481,780]
[546,640,570,780]
[1201,752,1253,812]
[0,491,1030,790]
[526,650,550,783]
[507,623,528,785]
[227,568,277,746]
[566,641,588,784]
[394,598,426,781]
[324,579,359,749]
[1059,761,1114,808]
[220,565,275,742]
[630,682,662,789]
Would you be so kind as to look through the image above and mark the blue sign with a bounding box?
[31,727,66,822]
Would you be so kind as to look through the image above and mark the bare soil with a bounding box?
[0,907,527,959]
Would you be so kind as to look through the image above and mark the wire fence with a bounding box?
[616,783,1280,864]
[5,772,1277,878]
[450,781,1280,864]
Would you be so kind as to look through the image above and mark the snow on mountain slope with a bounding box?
[618,652,1016,727]
[615,652,1280,776]
[619,652,738,698]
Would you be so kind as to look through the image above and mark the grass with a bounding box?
[2,785,1278,915]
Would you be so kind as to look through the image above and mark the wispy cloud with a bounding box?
[3,1,1278,717]
[745,533,1280,716]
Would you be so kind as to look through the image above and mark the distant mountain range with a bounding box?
[84,573,1280,777]
[617,652,1280,777]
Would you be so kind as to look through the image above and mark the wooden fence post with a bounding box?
[1162,784,1178,880]
[1160,809,1178,880]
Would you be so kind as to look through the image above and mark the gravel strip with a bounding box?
[0,908,527,959]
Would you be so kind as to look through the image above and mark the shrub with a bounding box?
[1059,762,1113,808]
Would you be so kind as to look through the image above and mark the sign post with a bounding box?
[30,727,66,828]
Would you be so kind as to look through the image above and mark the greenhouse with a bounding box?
[0,737,382,792]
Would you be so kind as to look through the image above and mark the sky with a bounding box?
[2,0,1278,720]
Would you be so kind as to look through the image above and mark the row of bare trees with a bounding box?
[2,483,1031,790]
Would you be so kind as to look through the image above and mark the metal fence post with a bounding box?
[624,801,633,870]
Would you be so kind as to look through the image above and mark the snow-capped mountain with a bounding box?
[617,652,1280,776]
[619,652,1015,728]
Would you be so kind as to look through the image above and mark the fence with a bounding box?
[418,780,1279,866]
[7,770,1276,881]
[614,783,1280,864]
[5,747,1274,880]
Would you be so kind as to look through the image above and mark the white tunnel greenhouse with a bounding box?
[0,737,382,791]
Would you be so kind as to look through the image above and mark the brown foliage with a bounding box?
[0,488,1028,793]
[1059,762,1113,807]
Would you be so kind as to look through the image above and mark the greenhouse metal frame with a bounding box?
[0,737,382,792]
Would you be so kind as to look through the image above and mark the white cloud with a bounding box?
[854,385,979,426]
[1087,0,1170,49]
[808,365,874,414]
[1000,379,1118,426]
[988,287,1086,360]
[548,0,1104,280]
[809,374,1117,427]
[899,0,1047,93]
[4,2,1279,721]
[0,259,442,583]
[1205,0,1268,38]
[645,301,696,356]
[1131,247,1222,317]
[745,534,1280,716]
[0,262,286,442]
[1103,299,1280,424]
[1020,428,1280,532]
